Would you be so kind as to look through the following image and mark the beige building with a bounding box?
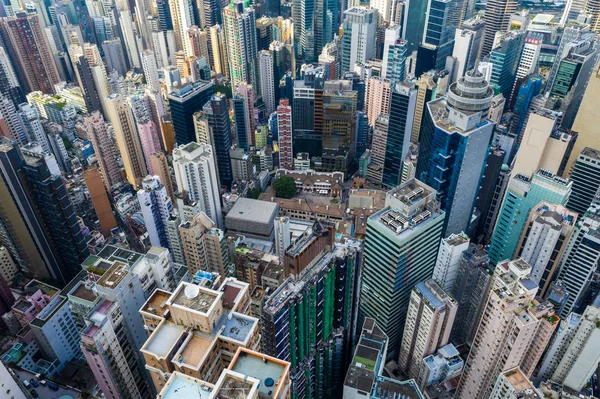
[150,152,174,201]
[490,368,541,399]
[140,278,259,391]
[398,279,457,381]
[512,110,576,178]
[105,94,147,187]
[567,61,600,176]
[0,246,17,282]
[179,212,228,276]
[456,259,559,399]
[366,76,392,125]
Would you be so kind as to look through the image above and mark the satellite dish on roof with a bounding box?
[184,284,200,299]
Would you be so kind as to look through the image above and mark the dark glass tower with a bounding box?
[204,93,233,188]
[168,80,214,145]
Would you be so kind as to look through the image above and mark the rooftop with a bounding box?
[96,244,143,265]
[175,333,213,367]
[70,282,97,302]
[96,261,129,289]
[214,371,258,399]
[159,372,213,399]
[219,313,257,343]
[170,282,220,314]
[141,289,171,317]
[143,322,186,358]
[230,349,289,399]
[227,198,279,224]
[504,368,535,392]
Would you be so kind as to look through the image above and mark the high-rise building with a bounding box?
[179,212,228,276]
[277,98,293,170]
[70,48,103,114]
[536,304,600,391]
[515,33,543,83]
[417,68,495,236]
[359,179,445,358]
[411,71,439,143]
[138,175,173,251]
[232,83,255,151]
[566,148,600,215]
[274,216,291,263]
[141,50,161,92]
[509,75,543,157]
[167,80,214,145]
[515,202,577,297]
[223,0,258,88]
[102,39,128,76]
[402,0,429,54]
[480,0,518,55]
[489,30,526,103]
[84,112,123,190]
[432,233,470,291]
[340,7,378,73]
[0,12,60,94]
[262,244,359,399]
[398,279,457,380]
[0,46,25,108]
[490,368,540,399]
[365,76,392,125]
[84,168,118,237]
[451,245,493,346]
[203,93,233,188]
[452,18,485,81]
[555,203,600,317]
[150,152,175,201]
[421,0,462,70]
[105,94,147,188]
[488,170,572,264]
[258,51,276,115]
[173,142,224,228]
[456,259,559,399]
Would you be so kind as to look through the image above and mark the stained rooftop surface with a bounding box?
[144,323,185,357]
[161,373,213,398]
[220,314,256,342]
[172,283,219,313]
[231,352,286,399]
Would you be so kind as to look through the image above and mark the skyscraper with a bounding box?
[232,83,255,151]
[85,112,123,190]
[173,142,224,228]
[149,152,175,201]
[566,148,600,215]
[105,94,148,188]
[398,279,457,380]
[403,0,429,54]
[365,76,392,125]
[489,30,526,104]
[138,175,173,251]
[456,259,559,399]
[141,50,161,92]
[0,12,60,94]
[84,168,118,238]
[452,18,485,80]
[340,7,378,73]
[432,232,470,291]
[488,170,572,264]
[480,0,518,55]
[258,50,276,115]
[421,0,462,70]
[359,179,445,358]
[277,98,293,169]
[179,212,228,276]
[416,68,495,236]
[203,93,233,188]
[223,0,258,88]
[167,80,214,145]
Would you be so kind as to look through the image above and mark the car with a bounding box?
[22,380,30,388]
[47,381,59,391]
[31,389,39,398]
[39,380,47,386]
[30,379,39,388]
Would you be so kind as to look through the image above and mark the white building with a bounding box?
[420,343,463,388]
[340,7,378,73]
[274,216,291,263]
[515,34,542,82]
[141,50,160,92]
[0,362,26,399]
[381,23,401,79]
[173,142,224,229]
[452,19,485,81]
[258,50,275,115]
[137,175,173,251]
[490,368,542,399]
[432,232,470,291]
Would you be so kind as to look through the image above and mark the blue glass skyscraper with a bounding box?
[489,30,525,104]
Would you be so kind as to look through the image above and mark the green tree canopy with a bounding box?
[273,176,297,198]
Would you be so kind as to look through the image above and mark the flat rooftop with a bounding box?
[97,244,143,265]
[96,261,129,289]
[504,368,534,392]
[219,313,257,343]
[227,198,278,224]
[387,179,433,207]
[230,351,287,399]
[171,283,220,314]
[160,372,213,399]
[141,289,171,317]
[144,323,185,358]
[215,371,258,399]
[176,333,213,367]
[70,282,97,302]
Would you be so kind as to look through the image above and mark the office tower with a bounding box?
[515,202,576,298]
[179,212,228,276]
[233,83,256,151]
[105,94,148,188]
[359,179,445,358]
[262,244,358,399]
[101,39,127,76]
[149,152,174,201]
[371,0,393,23]
[536,304,600,391]
[568,60,600,175]
[138,175,173,251]
[411,72,439,143]
[416,68,495,236]
[515,33,542,83]
[555,204,600,317]
[141,50,161,92]
[566,148,600,215]
[344,318,425,398]
[549,42,597,102]
[398,280,457,380]
[456,259,559,399]
[340,8,377,74]
[223,0,258,88]
[277,98,293,170]
[203,94,233,187]
[452,19,485,80]
[0,12,60,94]
[512,110,576,178]
[381,82,417,187]
[510,75,543,155]
[402,0,429,54]
[84,112,122,190]
[365,77,392,125]
[0,46,25,108]
[432,233,470,291]
[489,30,526,103]
[80,261,153,399]
[383,38,407,84]
[259,50,276,115]
[451,245,493,346]
[421,0,462,70]
[167,80,214,145]
[480,0,518,55]
[30,292,81,375]
[173,142,224,228]
[84,168,118,237]
[488,170,572,264]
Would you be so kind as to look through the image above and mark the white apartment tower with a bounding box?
[258,50,276,115]
[432,232,470,291]
[141,50,161,92]
[137,175,174,251]
[173,142,224,229]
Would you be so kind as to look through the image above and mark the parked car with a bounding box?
[47,381,59,391]
[30,379,39,388]
[22,380,30,388]
[31,389,39,398]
